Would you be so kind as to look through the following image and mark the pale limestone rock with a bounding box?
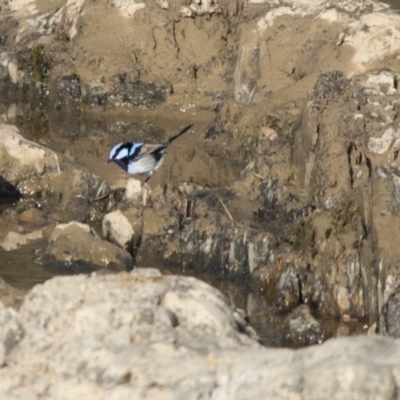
[0,230,44,251]
[102,210,135,250]
[368,127,400,155]
[0,271,399,398]
[124,178,142,203]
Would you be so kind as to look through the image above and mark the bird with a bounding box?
[107,124,193,183]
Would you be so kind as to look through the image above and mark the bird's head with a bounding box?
[107,142,143,172]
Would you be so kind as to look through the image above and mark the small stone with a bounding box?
[124,178,142,203]
[285,304,324,346]
[18,208,48,228]
[102,209,142,254]
[38,224,133,272]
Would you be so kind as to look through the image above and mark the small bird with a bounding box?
[107,124,193,182]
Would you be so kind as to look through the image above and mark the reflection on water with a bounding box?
[163,266,368,348]
[0,232,369,347]
[0,240,56,290]
[2,101,241,191]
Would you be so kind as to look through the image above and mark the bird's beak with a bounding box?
[106,159,112,165]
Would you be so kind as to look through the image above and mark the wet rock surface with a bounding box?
[0,124,108,223]
[284,304,324,347]
[37,222,133,272]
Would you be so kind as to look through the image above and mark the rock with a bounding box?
[124,178,143,203]
[181,0,220,17]
[0,124,108,222]
[0,270,399,398]
[55,74,82,109]
[17,208,48,229]
[108,0,145,18]
[284,304,324,347]
[49,221,92,241]
[368,127,400,155]
[108,80,170,109]
[0,270,256,396]
[37,222,133,272]
[274,263,301,312]
[234,37,260,104]
[360,71,397,96]
[102,209,142,255]
[383,291,400,338]
[0,230,44,251]
[285,70,376,317]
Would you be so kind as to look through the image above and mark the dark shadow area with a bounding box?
[0,175,21,212]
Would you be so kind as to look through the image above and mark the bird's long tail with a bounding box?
[164,124,193,147]
[148,124,194,159]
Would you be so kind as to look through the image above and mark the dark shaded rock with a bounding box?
[136,199,182,266]
[256,258,301,313]
[37,222,133,272]
[274,263,301,312]
[109,80,170,109]
[284,71,378,318]
[55,74,81,109]
[0,175,20,212]
[284,304,324,347]
[383,290,400,338]
[87,86,108,107]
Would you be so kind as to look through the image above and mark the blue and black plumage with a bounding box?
[107,124,193,182]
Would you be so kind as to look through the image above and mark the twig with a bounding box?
[91,191,112,202]
[216,192,233,221]
[253,173,265,180]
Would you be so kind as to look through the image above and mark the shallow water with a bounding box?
[0,236,368,347]
[0,235,287,345]
[0,241,56,290]
[0,103,368,347]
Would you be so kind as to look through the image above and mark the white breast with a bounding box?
[127,154,164,175]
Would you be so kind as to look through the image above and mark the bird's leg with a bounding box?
[142,173,153,206]
[142,182,150,207]
[142,185,147,207]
